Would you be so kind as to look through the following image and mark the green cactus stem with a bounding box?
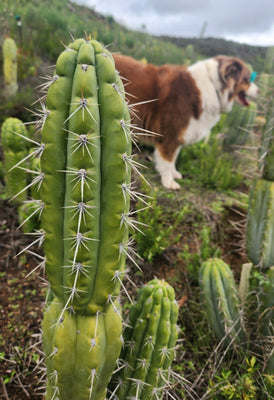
[39,38,131,315]
[3,37,18,99]
[1,117,28,203]
[265,46,274,74]
[33,38,132,399]
[42,298,122,400]
[111,279,179,400]
[260,267,274,373]
[260,103,274,180]
[199,258,245,344]
[246,179,274,269]
[222,101,257,151]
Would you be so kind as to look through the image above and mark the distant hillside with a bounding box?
[0,0,270,123]
[0,0,268,71]
[160,36,268,72]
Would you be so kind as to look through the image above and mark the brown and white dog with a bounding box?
[113,54,259,189]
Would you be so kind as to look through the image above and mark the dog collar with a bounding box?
[250,72,257,82]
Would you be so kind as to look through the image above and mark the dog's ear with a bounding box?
[217,56,248,84]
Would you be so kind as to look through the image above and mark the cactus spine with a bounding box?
[111,279,179,400]
[199,258,245,344]
[1,117,28,202]
[3,37,18,99]
[35,38,132,399]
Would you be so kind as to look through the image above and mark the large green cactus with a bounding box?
[40,38,131,314]
[111,279,179,400]
[199,258,245,344]
[3,37,18,99]
[1,117,28,202]
[34,38,132,399]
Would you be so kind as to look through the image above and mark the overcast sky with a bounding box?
[75,0,274,47]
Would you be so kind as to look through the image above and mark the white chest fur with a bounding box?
[181,59,222,145]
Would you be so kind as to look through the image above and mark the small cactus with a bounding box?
[1,117,28,202]
[3,37,18,99]
[199,258,245,344]
[111,279,179,400]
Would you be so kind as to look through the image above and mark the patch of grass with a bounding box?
[177,136,244,191]
[179,225,221,283]
[134,187,174,263]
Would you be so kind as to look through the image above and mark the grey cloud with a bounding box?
[129,0,209,15]
[77,0,274,45]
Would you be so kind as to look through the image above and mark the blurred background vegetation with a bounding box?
[0,0,270,125]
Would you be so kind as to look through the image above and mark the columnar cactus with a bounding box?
[260,100,274,180]
[111,279,179,400]
[30,38,132,399]
[1,117,28,202]
[246,77,274,268]
[265,46,274,74]
[261,267,274,373]
[246,179,274,269]
[222,101,257,150]
[3,37,18,99]
[199,258,245,344]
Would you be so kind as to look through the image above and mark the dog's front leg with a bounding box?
[154,146,182,190]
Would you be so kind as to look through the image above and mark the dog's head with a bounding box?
[215,55,259,112]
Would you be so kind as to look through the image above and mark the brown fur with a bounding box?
[114,54,203,162]
[114,54,253,166]
[215,55,251,103]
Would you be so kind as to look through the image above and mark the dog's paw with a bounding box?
[161,174,181,190]
[172,170,182,180]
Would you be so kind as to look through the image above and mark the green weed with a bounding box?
[177,136,244,191]
[208,357,274,399]
[179,225,221,283]
[135,189,173,263]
